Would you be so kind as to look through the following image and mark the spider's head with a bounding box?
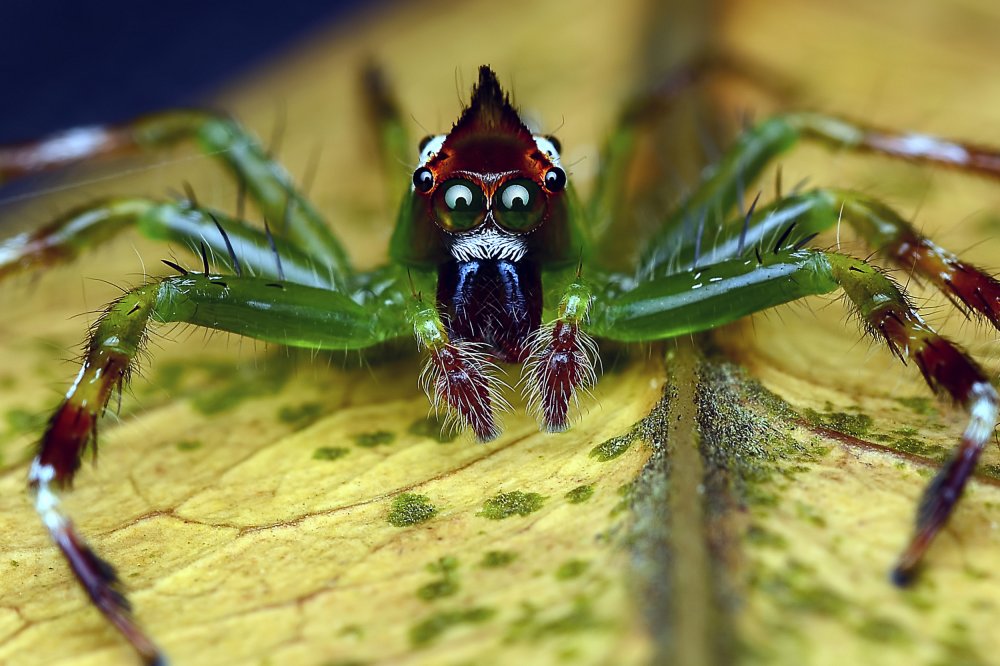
[391,65,580,267]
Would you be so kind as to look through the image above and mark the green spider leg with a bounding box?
[0,110,353,287]
[664,187,1000,328]
[29,268,412,662]
[586,53,802,256]
[5,69,438,663]
[640,112,1000,288]
[0,197,337,288]
[587,193,999,583]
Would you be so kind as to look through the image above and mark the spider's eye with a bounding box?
[433,179,486,232]
[494,179,545,232]
[544,167,566,192]
[501,183,531,211]
[418,135,434,152]
[445,183,475,210]
[413,167,434,193]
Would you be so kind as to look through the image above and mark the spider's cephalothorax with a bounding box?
[392,67,594,439]
[4,62,1000,664]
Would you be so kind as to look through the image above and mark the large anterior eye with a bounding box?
[501,183,531,210]
[433,179,486,232]
[445,183,476,210]
[495,179,545,232]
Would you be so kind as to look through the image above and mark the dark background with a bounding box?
[0,0,370,142]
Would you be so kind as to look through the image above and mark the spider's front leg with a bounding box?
[30,272,408,663]
[664,187,1000,329]
[586,247,999,581]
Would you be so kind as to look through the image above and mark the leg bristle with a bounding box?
[886,234,1000,331]
[422,342,501,441]
[523,321,599,432]
[830,253,999,581]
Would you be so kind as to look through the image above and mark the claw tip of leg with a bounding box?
[890,564,916,587]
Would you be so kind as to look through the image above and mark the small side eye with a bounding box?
[544,167,566,192]
[413,167,434,193]
[418,135,434,152]
[544,134,562,154]
[501,183,531,210]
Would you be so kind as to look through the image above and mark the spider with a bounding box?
[1,63,999,664]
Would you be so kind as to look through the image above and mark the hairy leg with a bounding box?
[666,188,1000,329]
[408,295,505,441]
[0,197,338,287]
[637,112,1000,277]
[30,272,408,662]
[588,247,998,581]
[0,111,352,284]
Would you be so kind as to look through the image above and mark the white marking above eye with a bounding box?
[418,134,447,165]
[532,135,562,167]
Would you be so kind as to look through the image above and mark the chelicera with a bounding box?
[1,65,999,664]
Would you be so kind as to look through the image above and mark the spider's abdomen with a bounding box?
[436,258,541,363]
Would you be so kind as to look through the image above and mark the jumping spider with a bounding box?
[1,65,998,663]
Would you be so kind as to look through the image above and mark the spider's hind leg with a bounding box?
[360,61,412,208]
[0,197,336,288]
[636,111,1000,281]
[0,110,353,285]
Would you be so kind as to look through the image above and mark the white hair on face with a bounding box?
[419,135,447,165]
[532,135,562,168]
[449,225,528,262]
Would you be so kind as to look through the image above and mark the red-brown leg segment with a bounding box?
[829,193,1000,330]
[30,462,163,665]
[28,286,163,662]
[0,126,138,183]
[826,254,1000,584]
[887,234,1000,330]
